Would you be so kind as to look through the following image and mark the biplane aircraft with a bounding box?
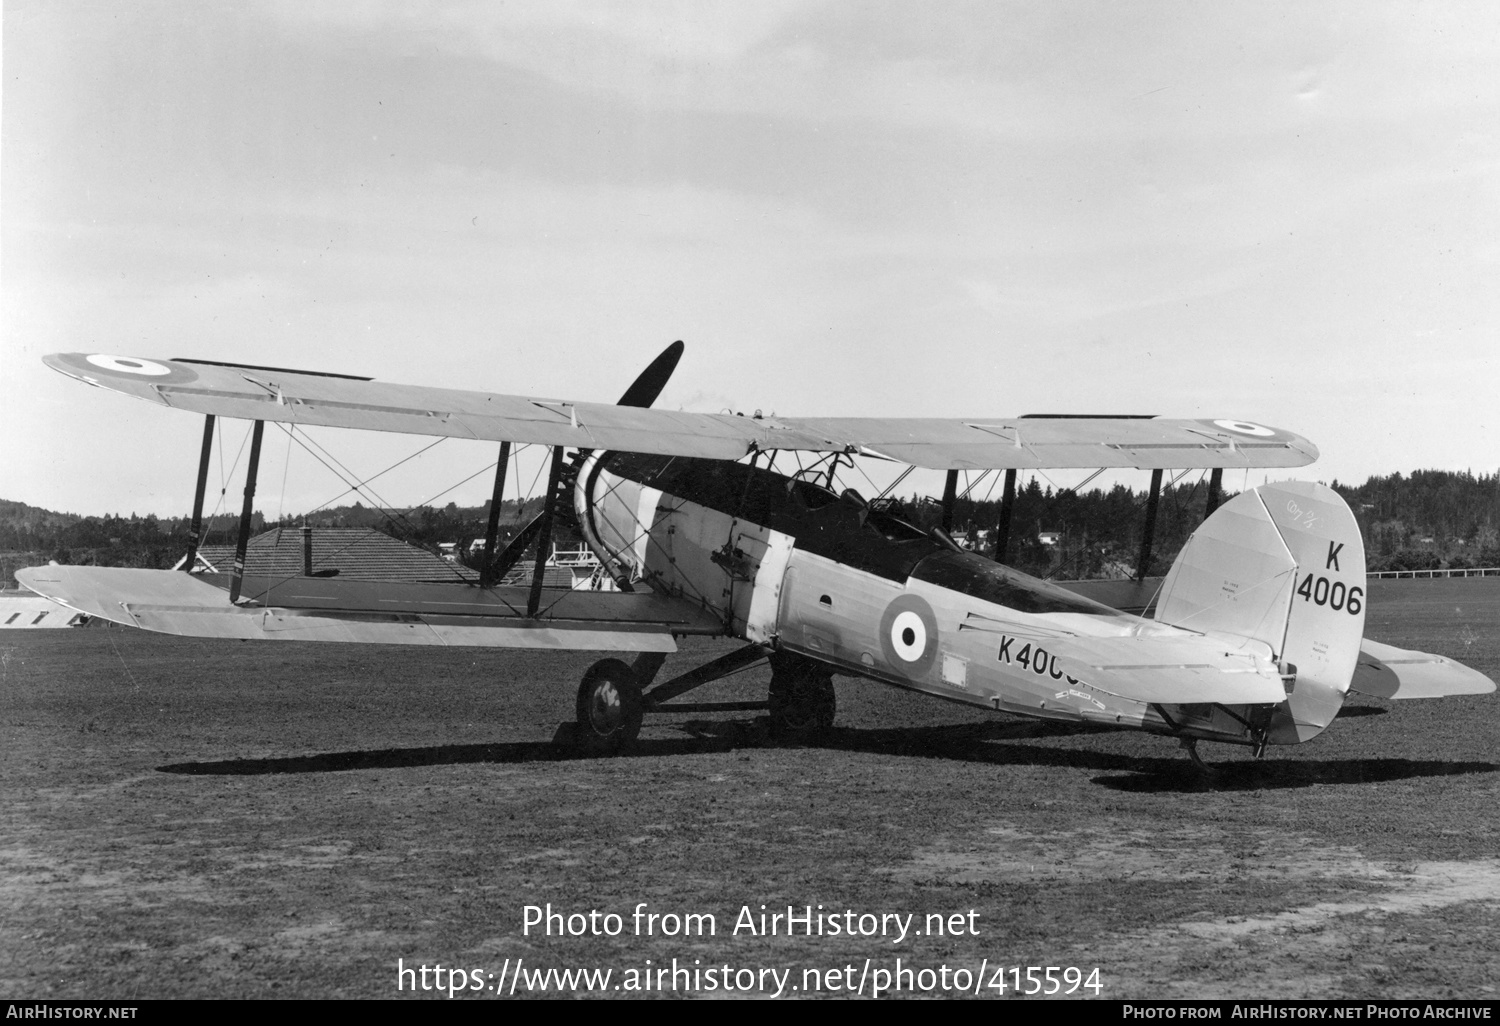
[19,346,1494,763]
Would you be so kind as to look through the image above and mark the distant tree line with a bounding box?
[6,469,1500,585]
[0,497,545,585]
[1331,470,1500,571]
[898,477,1207,578]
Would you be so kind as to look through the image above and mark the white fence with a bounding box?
[1367,567,1500,580]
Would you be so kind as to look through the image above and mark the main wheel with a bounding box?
[768,656,836,741]
[575,659,643,755]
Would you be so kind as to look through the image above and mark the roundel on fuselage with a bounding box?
[878,594,939,678]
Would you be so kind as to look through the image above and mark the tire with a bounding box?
[574,659,643,756]
[768,657,836,741]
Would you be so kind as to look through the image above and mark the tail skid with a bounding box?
[1155,481,1367,745]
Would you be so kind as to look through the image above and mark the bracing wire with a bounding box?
[520,447,547,517]
[296,433,450,518]
[268,427,436,552]
[850,457,883,497]
[275,430,545,589]
[959,469,993,501]
[876,465,915,501]
[206,423,252,544]
[293,431,434,523]
[980,469,1000,504]
[277,424,294,523]
[255,424,486,587]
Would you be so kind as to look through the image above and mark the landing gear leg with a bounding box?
[768,653,836,742]
[574,658,643,756]
[1179,737,1216,777]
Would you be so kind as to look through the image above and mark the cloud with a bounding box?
[267,1,1500,141]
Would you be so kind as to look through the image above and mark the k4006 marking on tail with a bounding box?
[1326,541,1344,571]
[1295,574,1363,615]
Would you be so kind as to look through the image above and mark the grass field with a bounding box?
[2,577,1497,999]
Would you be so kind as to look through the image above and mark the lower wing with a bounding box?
[15,564,724,652]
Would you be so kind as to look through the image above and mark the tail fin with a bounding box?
[1156,481,1366,744]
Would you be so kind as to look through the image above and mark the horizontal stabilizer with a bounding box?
[1351,639,1497,699]
[1051,635,1287,705]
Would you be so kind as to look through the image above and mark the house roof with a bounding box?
[0,592,90,628]
[190,527,479,584]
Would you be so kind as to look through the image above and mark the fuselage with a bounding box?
[575,452,1280,746]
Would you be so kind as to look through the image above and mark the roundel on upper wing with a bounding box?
[878,594,939,678]
[86,354,172,377]
[1211,419,1277,438]
[55,353,200,385]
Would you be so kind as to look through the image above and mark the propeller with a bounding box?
[614,339,683,409]
[483,341,684,585]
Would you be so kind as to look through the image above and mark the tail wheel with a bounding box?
[575,659,643,755]
[768,656,836,741]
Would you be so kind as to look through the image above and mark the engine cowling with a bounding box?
[573,450,662,586]
[574,451,796,643]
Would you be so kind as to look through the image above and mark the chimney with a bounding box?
[302,523,313,576]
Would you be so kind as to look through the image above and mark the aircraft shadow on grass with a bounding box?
[158,716,1495,793]
[1335,705,1389,718]
[795,719,1497,793]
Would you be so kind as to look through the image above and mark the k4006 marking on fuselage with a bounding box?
[995,635,1086,686]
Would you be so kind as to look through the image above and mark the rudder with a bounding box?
[1156,481,1366,744]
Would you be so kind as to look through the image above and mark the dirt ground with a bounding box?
[2,577,1497,999]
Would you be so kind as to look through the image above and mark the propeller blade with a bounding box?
[614,340,683,408]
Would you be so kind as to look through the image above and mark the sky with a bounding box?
[4,1,1498,518]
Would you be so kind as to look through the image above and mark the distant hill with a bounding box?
[290,498,539,532]
[0,499,84,530]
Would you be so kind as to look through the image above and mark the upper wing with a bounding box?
[46,353,1318,471]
